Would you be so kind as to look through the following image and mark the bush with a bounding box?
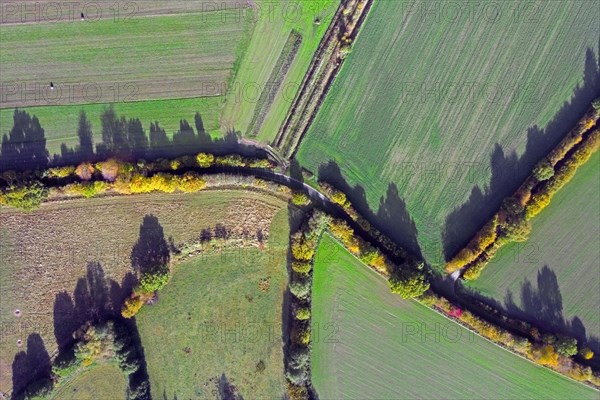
[196,152,215,168]
[445,216,497,273]
[248,158,273,169]
[289,280,310,300]
[294,307,311,321]
[215,154,244,167]
[291,261,311,275]
[65,181,108,198]
[286,382,309,400]
[97,158,121,181]
[176,172,206,193]
[121,296,144,319]
[138,271,169,293]
[47,165,76,179]
[291,235,316,261]
[532,159,554,181]
[1,181,48,210]
[532,344,559,368]
[288,347,310,369]
[286,367,308,386]
[291,192,310,206]
[389,269,429,299]
[525,191,551,220]
[292,326,311,346]
[75,162,95,180]
[554,335,578,357]
[580,347,594,360]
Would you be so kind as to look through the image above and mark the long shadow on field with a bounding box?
[53,262,136,360]
[217,373,244,400]
[52,262,151,398]
[316,160,422,259]
[131,214,170,276]
[0,106,266,173]
[11,333,52,400]
[443,43,600,260]
[464,265,600,361]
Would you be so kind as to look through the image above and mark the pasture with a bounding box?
[47,363,127,400]
[467,151,600,351]
[0,7,248,154]
[296,0,600,268]
[220,0,339,142]
[310,235,599,399]
[136,209,290,399]
[0,189,288,393]
[0,97,224,157]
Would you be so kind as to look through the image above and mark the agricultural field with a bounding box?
[136,209,290,398]
[310,235,599,399]
[220,0,339,141]
[296,0,600,268]
[466,151,600,351]
[47,363,127,400]
[0,3,249,154]
[0,189,288,393]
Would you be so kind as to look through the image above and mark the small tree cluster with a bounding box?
[0,180,48,210]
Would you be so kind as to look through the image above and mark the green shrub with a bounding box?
[291,261,311,275]
[554,335,578,357]
[196,152,215,168]
[291,192,310,206]
[288,347,310,369]
[248,158,273,169]
[389,268,429,299]
[1,181,48,210]
[294,307,311,321]
[138,271,169,293]
[532,159,554,181]
[289,280,310,299]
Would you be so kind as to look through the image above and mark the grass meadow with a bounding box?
[47,363,127,400]
[467,151,600,351]
[220,0,339,142]
[296,0,600,268]
[0,97,224,156]
[136,208,290,398]
[0,8,249,154]
[310,235,599,399]
[0,190,287,393]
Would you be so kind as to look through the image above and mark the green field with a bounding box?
[0,97,224,156]
[0,9,248,154]
[136,208,290,398]
[311,235,599,399]
[220,0,338,142]
[297,0,600,267]
[467,151,600,349]
[0,189,288,392]
[48,363,127,400]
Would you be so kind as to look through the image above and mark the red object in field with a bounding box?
[448,307,463,318]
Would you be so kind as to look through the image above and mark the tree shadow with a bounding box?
[0,109,49,172]
[53,262,135,359]
[466,265,600,356]
[317,160,422,258]
[131,214,170,276]
[443,44,600,260]
[11,333,52,400]
[0,107,268,173]
[217,373,244,400]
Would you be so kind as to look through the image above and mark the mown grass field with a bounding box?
[136,208,289,399]
[0,7,249,154]
[311,235,599,399]
[0,97,224,156]
[467,151,600,349]
[0,189,287,393]
[47,363,127,400]
[220,0,339,141]
[297,0,600,268]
